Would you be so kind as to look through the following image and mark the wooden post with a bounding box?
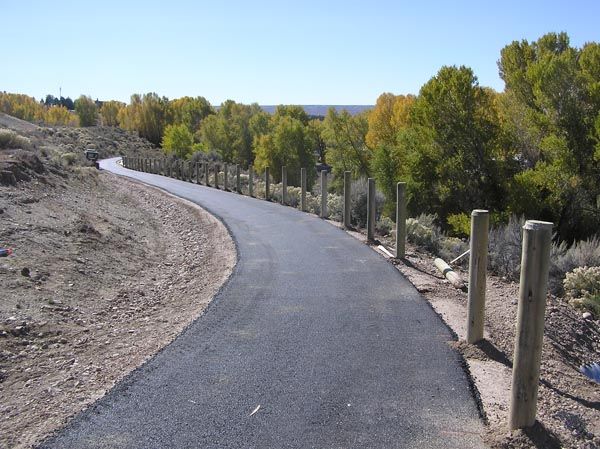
[367,178,375,241]
[466,209,489,344]
[249,165,254,196]
[236,164,241,193]
[265,167,270,200]
[343,171,351,227]
[223,164,229,190]
[395,182,407,258]
[196,162,200,184]
[205,162,210,186]
[214,164,219,189]
[509,220,553,429]
[281,166,287,205]
[320,170,328,218]
[300,168,307,212]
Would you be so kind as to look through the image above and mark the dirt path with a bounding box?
[0,171,236,449]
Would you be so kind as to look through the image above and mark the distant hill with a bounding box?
[260,105,372,117]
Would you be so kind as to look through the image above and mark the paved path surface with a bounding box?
[40,159,485,449]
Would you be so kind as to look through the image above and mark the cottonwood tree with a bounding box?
[74,95,98,127]
[162,123,194,158]
[499,32,600,241]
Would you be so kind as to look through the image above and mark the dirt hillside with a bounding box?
[0,120,236,448]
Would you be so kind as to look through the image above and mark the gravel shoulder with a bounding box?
[0,169,235,449]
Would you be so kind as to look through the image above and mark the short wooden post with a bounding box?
[265,167,270,200]
[343,171,351,227]
[395,182,407,258]
[281,166,287,205]
[300,168,307,211]
[320,170,328,218]
[509,220,553,429]
[204,162,210,186]
[214,164,219,189]
[466,209,489,344]
[195,162,200,184]
[249,165,254,196]
[223,164,229,190]
[367,178,375,241]
[236,164,241,193]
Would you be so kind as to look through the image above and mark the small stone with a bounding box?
[582,312,592,319]
[21,267,30,277]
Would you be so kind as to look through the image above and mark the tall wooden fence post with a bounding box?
[466,209,489,344]
[509,220,553,429]
[236,164,241,193]
[300,168,307,212]
[205,162,210,186]
[343,171,351,227]
[223,164,229,190]
[214,164,219,189]
[196,162,200,184]
[265,167,270,200]
[320,170,328,218]
[281,166,287,205]
[395,182,407,258]
[249,166,254,196]
[367,178,376,241]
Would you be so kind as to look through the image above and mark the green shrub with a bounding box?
[0,129,31,149]
[376,216,394,236]
[60,152,79,166]
[406,214,442,252]
[447,212,471,237]
[564,266,600,316]
[349,178,385,228]
[304,192,321,215]
[438,237,469,267]
[327,193,343,221]
[488,215,525,280]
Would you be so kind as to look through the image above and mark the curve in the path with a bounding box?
[40,158,485,449]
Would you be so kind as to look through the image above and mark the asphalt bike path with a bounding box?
[40,158,486,448]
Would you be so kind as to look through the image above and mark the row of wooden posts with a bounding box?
[122,155,553,430]
[122,156,408,252]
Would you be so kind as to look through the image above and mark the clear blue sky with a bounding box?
[2,0,599,105]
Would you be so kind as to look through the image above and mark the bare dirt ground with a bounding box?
[337,223,600,449]
[0,120,235,449]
